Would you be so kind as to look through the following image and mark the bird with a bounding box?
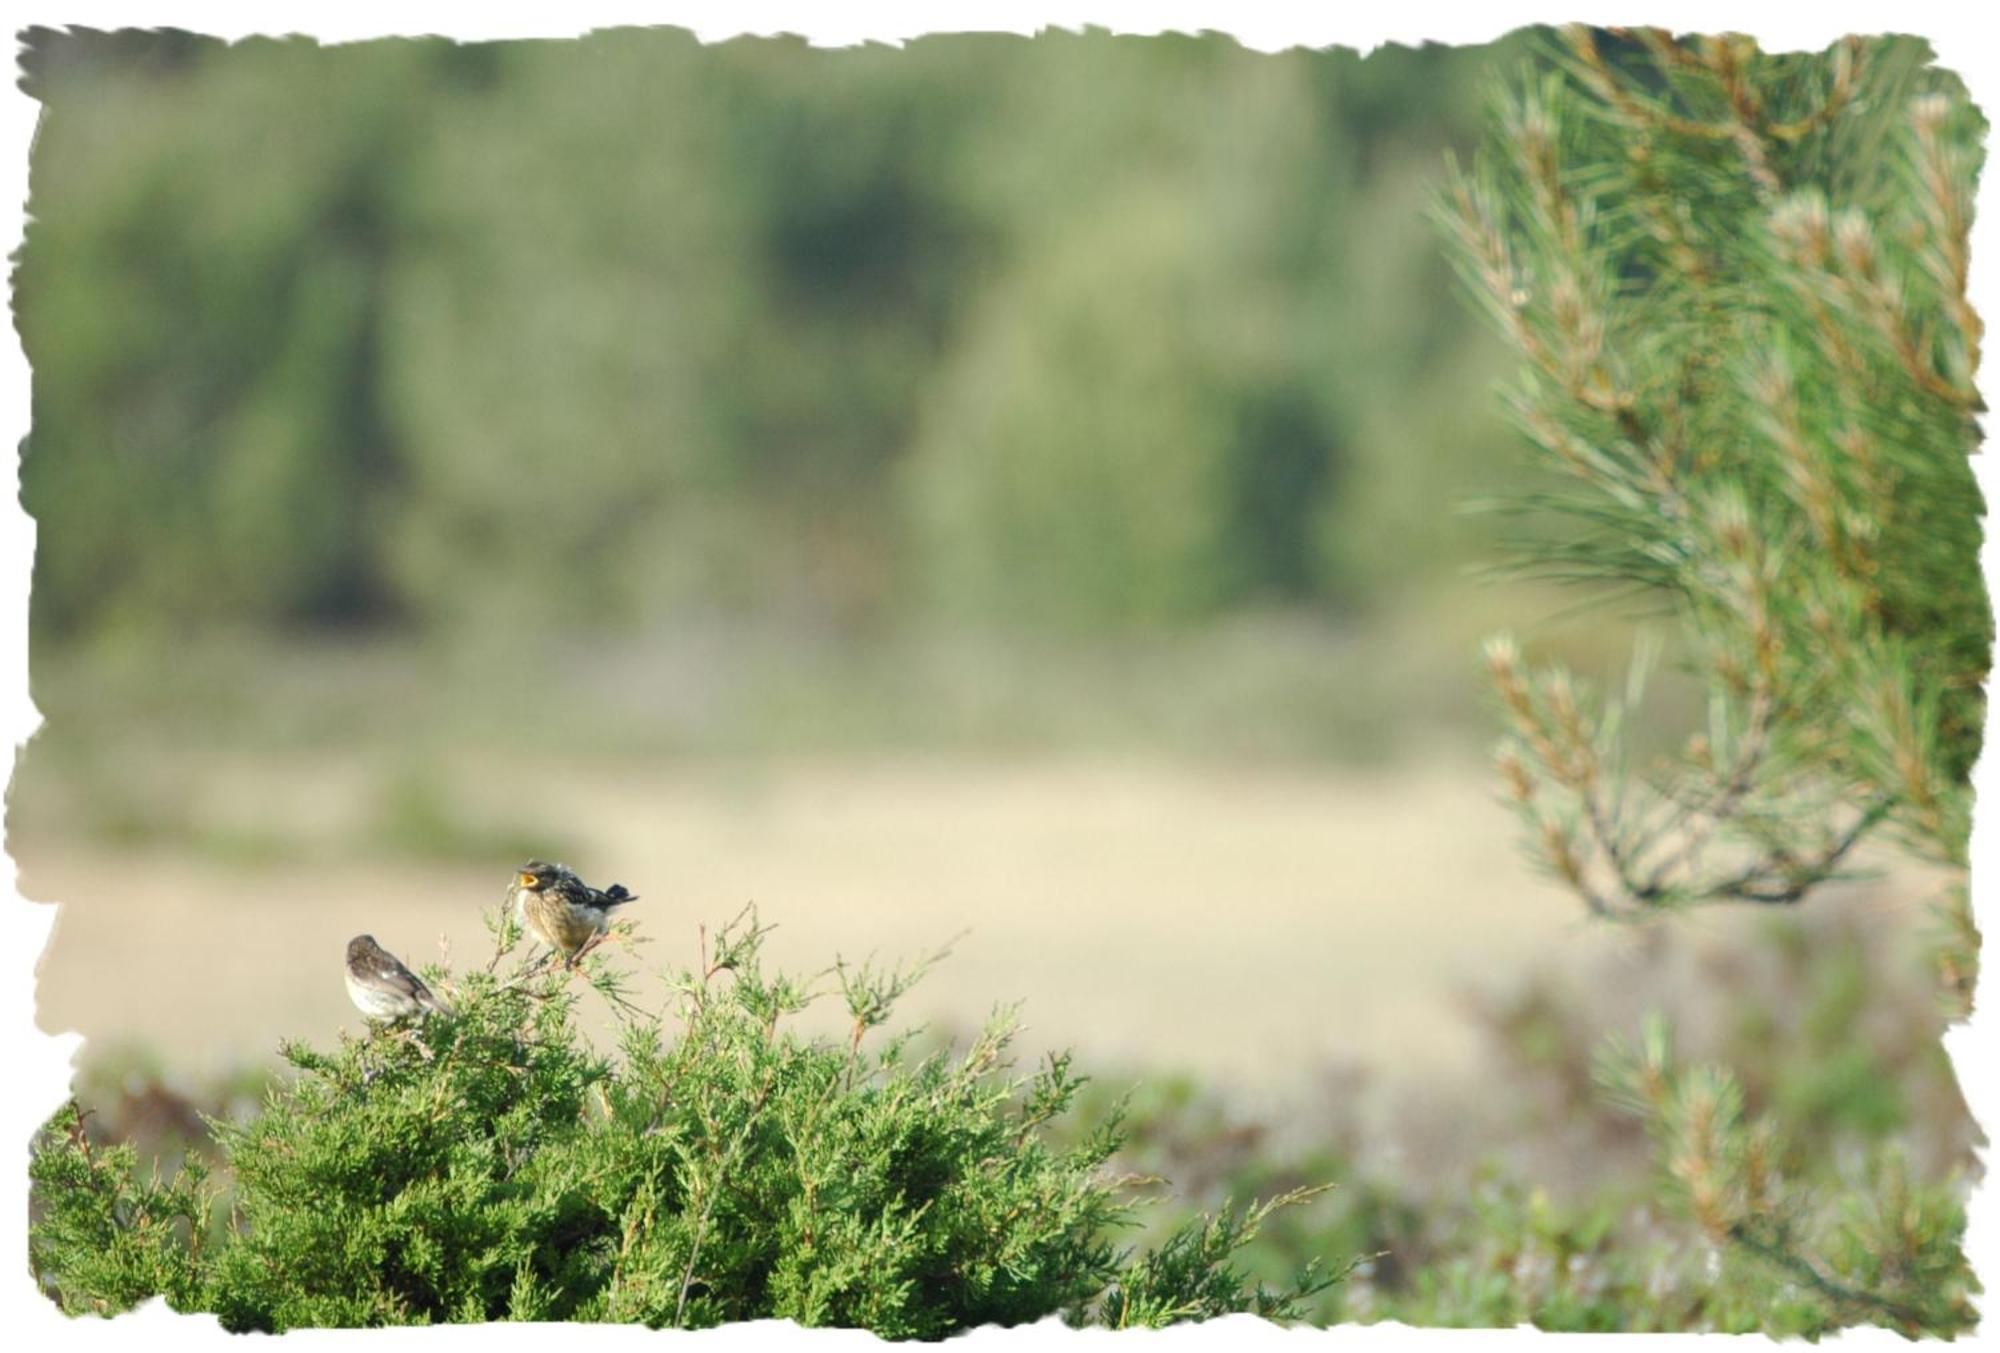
[344,934,451,1023]
[508,859,639,964]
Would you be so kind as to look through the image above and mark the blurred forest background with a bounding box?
[14,25,1607,1072]
[12,26,1979,1329]
[23,27,1517,647]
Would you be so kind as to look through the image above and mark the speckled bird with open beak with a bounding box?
[508,859,639,963]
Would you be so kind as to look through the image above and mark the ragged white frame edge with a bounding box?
[1,3,1993,1349]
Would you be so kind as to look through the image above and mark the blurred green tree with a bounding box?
[19,28,1516,645]
[20,33,442,637]
[905,36,1518,629]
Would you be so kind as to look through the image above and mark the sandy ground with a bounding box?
[16,753,1929,1092]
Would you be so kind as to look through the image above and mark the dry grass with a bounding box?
[21,750,1943,1094]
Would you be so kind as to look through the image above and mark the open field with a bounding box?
[20,751,1941,1094]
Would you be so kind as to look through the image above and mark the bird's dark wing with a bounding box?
[598,883,638,906]
[361,950,446,1010]
[548,874,596,907]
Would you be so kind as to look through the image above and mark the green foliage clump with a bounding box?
[902,40,1334,630]
[1041,889,1976,1336]
[905,196,1299,629]
[30,910,1329,1333]
[902,37,1519,630]
[1595,1015,1976,1336]
[29,1106,215,1317]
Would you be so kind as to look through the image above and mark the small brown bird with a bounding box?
[508,859,638,964]
[344,935,451,1022]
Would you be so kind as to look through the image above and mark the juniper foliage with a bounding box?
[1437,28,1987,964]
[26,1105,214,1317]
[31,909,1331,1333]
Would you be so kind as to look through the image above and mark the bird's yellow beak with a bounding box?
[518,872,537,889]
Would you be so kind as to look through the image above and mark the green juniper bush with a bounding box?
[31,906,1336,1332]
